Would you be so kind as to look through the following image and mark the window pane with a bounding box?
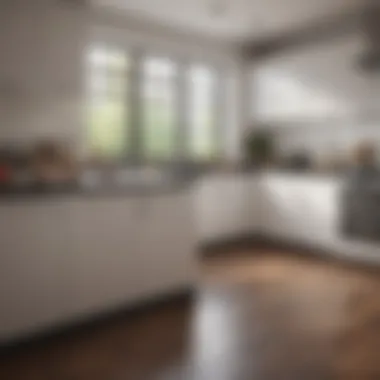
[188,65,217,160]
[87,46,130,159]
[88,46,109,68]
[142,57,177,159]
[107,49,128,72]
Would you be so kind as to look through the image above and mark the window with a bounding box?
[87,46,130,159]
[142,57,178,160]
[86,46,225,163]
[188,65,218,160]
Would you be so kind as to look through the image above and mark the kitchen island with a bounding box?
[0,187,196,343]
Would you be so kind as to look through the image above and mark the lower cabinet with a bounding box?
[196,175,260,241]
[260,175,380,264]
[67,198,140,318]
[195,173,348,257]
[67,193,196,322]
[260,175,342,245]
[0,202,73,340]
[4,174,376,342]
[135,193,196,298]
[0,192,196,342]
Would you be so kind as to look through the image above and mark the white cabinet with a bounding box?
[195,173,343,246]
[260,176,308,239]
[260,174,342,244]
[0,201,72,340]
[67,198,140,318]
[0,192,196,342]
[196,175,260,241]
[66,193,196,320]
[259,174,380,265]
[136,193,196,298]
[244,177,262,233]
[195,172,380,266]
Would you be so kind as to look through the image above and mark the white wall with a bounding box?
[251,32,380,159]
[0,0,245,160]
[274,122,380,163]
[89,5,238,64]
[88,6,245,162]
[0,0,86,145]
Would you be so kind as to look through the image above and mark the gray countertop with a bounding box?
[0,180,194,202]
[0,169,350,202]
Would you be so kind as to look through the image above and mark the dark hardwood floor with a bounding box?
[1,250,380,379]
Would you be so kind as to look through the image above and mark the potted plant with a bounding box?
[243,128,275,169]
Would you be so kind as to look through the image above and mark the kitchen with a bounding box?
[1,0,380,378]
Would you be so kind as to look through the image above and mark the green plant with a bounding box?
[244,129,274,166]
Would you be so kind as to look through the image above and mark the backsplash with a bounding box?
[274,121,380,163]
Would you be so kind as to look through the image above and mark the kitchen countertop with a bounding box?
[0,180,195,202]
[0,169,353,202]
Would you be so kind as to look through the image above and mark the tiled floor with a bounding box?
[1,251,380,379]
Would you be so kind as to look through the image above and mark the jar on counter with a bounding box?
[0,149,13,188]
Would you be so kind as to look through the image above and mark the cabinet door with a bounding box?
[136,193,196,298]
[242,178,261,233]
[197,176,256,241]
[260,176,342,244]
[67,199,139,318]
[260,176,306,239]
[0,202,70,341]
[294,180,341,245]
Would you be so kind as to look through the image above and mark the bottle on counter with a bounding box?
[31,140,78,189]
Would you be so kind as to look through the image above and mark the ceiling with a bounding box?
[91,0,362,42]
[91,0,378,112]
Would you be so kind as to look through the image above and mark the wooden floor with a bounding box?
[1,251,380,379]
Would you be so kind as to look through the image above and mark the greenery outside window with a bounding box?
[142,57,178,160]
[87,45,130,160]
[188,65,218,161]
[87,46,225,164]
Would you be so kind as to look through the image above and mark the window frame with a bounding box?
[86,43,227,167]
[86,44,133,161]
